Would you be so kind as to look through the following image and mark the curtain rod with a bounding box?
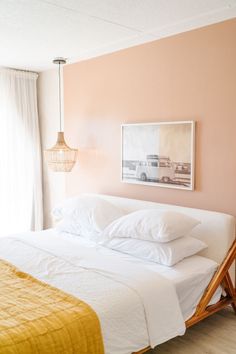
[0,66,39,75]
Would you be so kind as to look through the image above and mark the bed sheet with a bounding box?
[0,229,220,353]
[142,254,221,320]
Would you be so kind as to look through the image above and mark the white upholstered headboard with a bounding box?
[87,194,235,267]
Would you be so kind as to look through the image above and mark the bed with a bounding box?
[0,194,235,354]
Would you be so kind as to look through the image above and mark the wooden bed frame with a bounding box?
[134,239,236,354]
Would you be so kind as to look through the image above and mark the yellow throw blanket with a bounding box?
[0,258,104,354]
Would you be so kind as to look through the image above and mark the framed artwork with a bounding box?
[121,121,195,190]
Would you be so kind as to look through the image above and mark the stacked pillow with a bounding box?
[52,196,125,242]
[52,196,206,266]
[100,209,205,266]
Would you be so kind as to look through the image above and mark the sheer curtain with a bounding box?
[0,68,43,235]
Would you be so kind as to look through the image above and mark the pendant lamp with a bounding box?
[44,58,77,172]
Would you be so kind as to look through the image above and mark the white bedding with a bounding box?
[0,229,220,354]
[142,254,221,320]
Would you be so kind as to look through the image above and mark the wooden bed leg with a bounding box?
[186,239,236,327]
[134,240,236,353]
[224,271,236,314]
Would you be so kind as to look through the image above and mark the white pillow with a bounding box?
[100,237,207,266]
[53,196,125,235]
[56,217,102,242]
[56,217,83,235]
[102,209,200,242]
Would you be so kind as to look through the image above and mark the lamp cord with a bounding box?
[58,61,62,132]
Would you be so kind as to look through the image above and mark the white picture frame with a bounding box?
[121,121,195,190]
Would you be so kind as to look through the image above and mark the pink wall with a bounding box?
[64,19,236,217]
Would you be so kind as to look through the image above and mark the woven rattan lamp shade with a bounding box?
[44,132,77,172]
[44,58,78,172]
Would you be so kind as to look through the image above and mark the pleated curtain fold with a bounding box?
[0,68,43,235]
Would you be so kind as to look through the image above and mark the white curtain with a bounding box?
[0,68,43,236]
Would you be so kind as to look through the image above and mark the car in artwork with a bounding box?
[136,155,175,183]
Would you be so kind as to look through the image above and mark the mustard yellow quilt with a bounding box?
[0,258,104,354]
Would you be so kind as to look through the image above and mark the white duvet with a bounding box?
[0,229,186,354]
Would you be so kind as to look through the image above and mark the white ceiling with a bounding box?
[0,0,236,71]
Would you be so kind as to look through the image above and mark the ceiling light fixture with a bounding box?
[44,58,77,172]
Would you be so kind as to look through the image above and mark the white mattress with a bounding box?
[0,229,221,354]
[141,254,221,320]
